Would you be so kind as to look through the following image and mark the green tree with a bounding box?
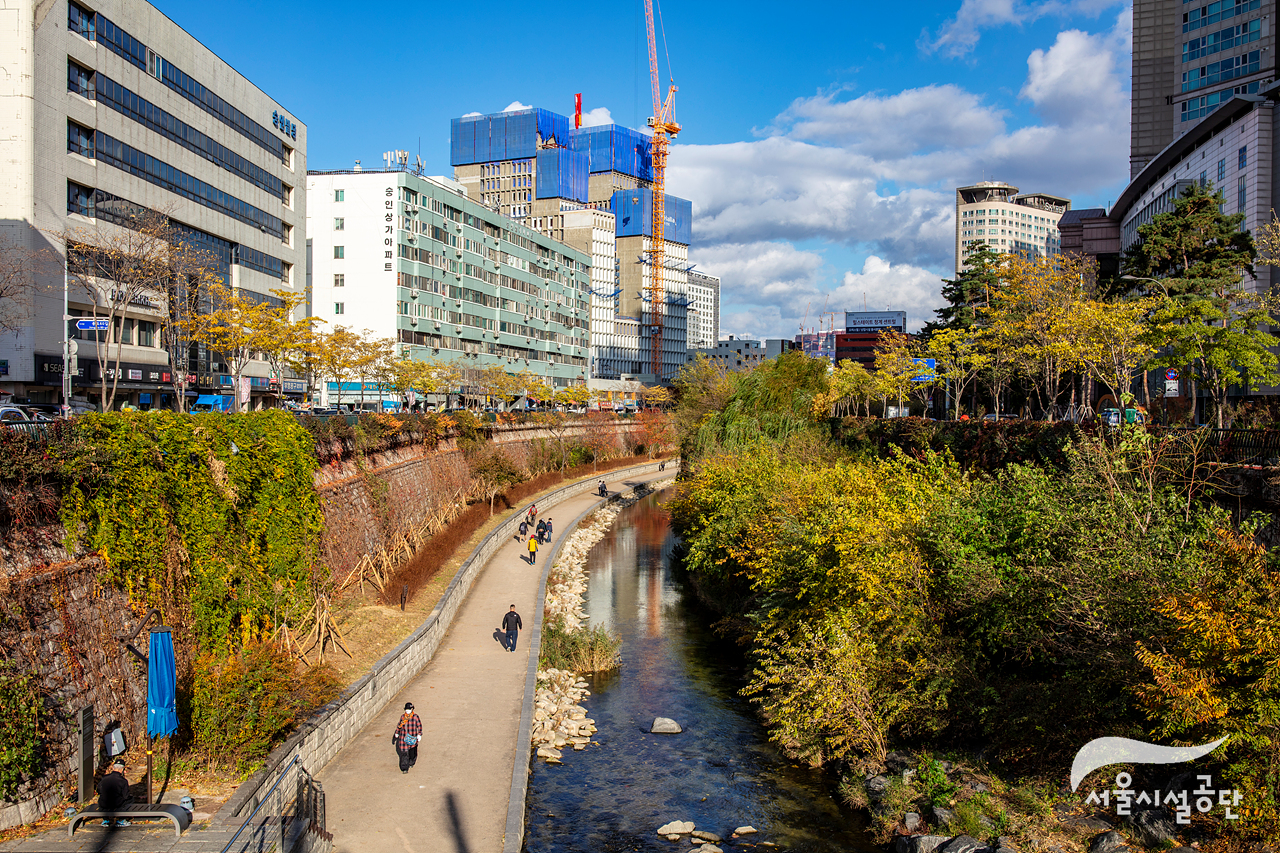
[1123,183,1255,298]
[924,242,1003,335]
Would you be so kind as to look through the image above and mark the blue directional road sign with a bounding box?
[75,318,110,331]
[911,358,936,382]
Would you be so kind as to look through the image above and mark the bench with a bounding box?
[68,803,191,838]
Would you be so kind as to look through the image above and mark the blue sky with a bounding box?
[159,0,1133,336]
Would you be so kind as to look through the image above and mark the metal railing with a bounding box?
[1150,426,1280,468]
[220,756,330,853]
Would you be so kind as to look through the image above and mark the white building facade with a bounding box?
[686,270,720,350]
[0,0,306,408]
[955,182,1069,275]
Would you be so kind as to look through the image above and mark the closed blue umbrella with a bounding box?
[147,629,178,739]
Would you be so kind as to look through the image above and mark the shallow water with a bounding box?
[524,491,877,852]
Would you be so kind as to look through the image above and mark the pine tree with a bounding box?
[925,242,1003,336]
[1122,182,1255,298]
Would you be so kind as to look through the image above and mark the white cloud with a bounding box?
[920,0,1125,58]
[830,257,947,332]
[460,111,482,118]
[665,13,1131,339]
[579,106,614,127]
[502,101,532,112]
[776,85,1006,158]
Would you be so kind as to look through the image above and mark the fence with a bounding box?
[1150,427,1280,467]
[220,756,331,853]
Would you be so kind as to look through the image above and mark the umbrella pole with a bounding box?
[147,734,153,804]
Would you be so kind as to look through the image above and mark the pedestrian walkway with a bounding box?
[316,469,669,853]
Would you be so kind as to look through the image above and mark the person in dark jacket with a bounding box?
[535,519,547,543]
[392,703,422,773]
[598,480,607,497]
[97,760,132,826]
[518,519,529,540]
[544,517,553,540]
[502,605,523,652]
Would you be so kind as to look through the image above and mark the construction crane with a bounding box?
[644,0,681,379]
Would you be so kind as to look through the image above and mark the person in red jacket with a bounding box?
[392,703,422,773]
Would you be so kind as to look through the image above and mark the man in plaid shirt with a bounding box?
[393,702,422,773]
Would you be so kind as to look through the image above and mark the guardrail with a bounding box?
[219,755,330,853]
[1150,427,1280,467]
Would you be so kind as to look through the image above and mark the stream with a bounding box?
[524,490,878,852]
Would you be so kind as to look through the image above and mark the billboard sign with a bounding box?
[845,311,907,333]
[912,358,936,382]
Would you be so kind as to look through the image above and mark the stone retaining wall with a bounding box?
[219,459,674,824]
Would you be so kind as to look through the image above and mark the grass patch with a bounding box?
[539,618,621,672]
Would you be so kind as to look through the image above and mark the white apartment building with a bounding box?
[955,182,1069,275]
[0,0,306,409]
[306,168,591,406]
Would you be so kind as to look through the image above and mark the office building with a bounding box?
[697,335,796,371]
[449,106,696,381]
[0,0,306,409]
[686,270,720,349]
[1131,0,1272,178]
[955,182,1069,274]
[306,168,591,406]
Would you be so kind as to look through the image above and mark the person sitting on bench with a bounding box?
[97,760,132,827]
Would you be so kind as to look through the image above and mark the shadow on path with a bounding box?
[444,790,471,853]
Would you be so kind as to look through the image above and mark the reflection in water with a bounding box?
[525,493,876,852]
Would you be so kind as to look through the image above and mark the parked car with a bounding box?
[0,406,31,423]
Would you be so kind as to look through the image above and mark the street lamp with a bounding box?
[1119,274,1171,297]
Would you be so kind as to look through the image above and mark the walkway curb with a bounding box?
[501,464,678,853]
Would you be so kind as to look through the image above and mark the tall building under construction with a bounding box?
[449,107,698,382]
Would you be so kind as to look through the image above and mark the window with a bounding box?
[1238,175,1246,211]
[281,261,293,285]
[67,181,94,217]
[334,302,345,315]
[117,317,132,345]
[68,59,94,98]
[282,223,293,247]
[1218,158,1226,183]
[282,184,292,208]
[68,1,95,39]
[334,246,344,259]
[333,274,345,288]
[137,320,155,347]
[282,145,294,170]
[1200,170,1208,187]
[67,120,94,157]
[1239,145,1248,169]
[334,217,344,231]
[334,189,344,202]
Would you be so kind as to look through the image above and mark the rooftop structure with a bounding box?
[955,182,1070,274]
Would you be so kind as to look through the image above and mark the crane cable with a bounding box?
[655,0,675,114]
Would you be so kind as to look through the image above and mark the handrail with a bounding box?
[219,755,300,853]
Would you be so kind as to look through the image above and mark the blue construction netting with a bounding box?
[536,148,589,203]
[451,108,575,166]
[572,125,654,181]
[611,188,692,245]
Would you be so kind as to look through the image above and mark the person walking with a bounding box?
[502,605,523,652]
[518,519,529,541]
[96,759,132,826]
[598,480,607,497]
[544,517,553,540]
[527,534,539,564]
[392,703,422,774]
[535,518,547,544]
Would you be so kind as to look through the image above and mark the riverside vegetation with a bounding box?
[0,406,672,808]
[667,351,1280,851]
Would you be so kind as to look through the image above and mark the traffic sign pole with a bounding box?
[62,249,70,418]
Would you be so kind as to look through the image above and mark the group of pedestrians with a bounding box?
[516,503,553,565]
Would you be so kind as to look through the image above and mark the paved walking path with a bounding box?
[317,468,669,853]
